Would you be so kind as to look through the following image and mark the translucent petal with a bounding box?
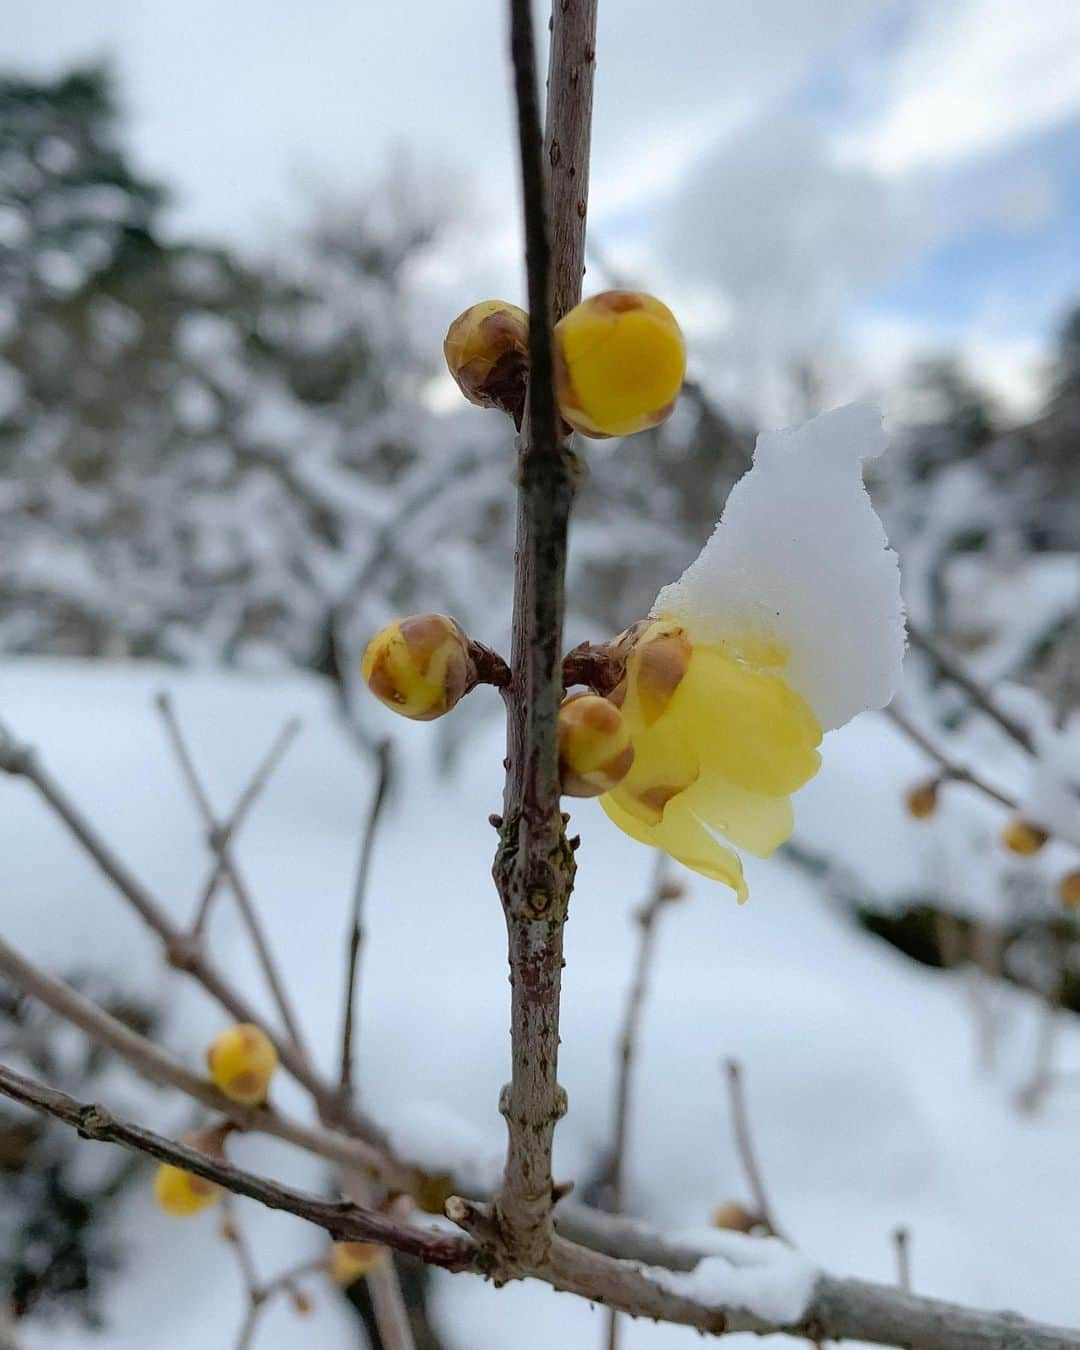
[600,792,747,901]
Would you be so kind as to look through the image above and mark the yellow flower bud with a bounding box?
[362,613,473,721]
[1002,818,1049,856]
[153,1163,222,1217]
[329,1240,385,1286]
[414,1170,456,1216]
[206,1023,278,1106]
[711,1202,759,1233]
[1058,870,1080,909]
[557,692,635,798]
[554,290,685,438]
[292,1291,313,1315]
[905,780,939,821]
[444,300,529,421]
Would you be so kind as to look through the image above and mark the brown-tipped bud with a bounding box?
[329,1240,385,1286]
[905,779,939,821]
[628,624,692,727]
[711,1202,760,1233]
[444,300,529,422]
[362,614,473,721]
[557,693,634,798]
[219,1214,240,1243]
[1058,870,1080,910]
[554,291,685,439]
[292,1291,313,1315]
[206,1023,278,1106]
[1002,818,1049,856]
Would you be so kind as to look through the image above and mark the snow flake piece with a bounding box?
[654,402,906,732]
[644,1230,818,1325]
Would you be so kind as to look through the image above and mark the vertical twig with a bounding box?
[724,1059,786,1242]
[605,852,675,1350]
[493,0,597,1267]
[155,693,310,1060]
[341,1169,417,1350]
[893,1227,912,1294]
[340,738,393,1097]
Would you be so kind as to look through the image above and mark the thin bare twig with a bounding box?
[342,1169,417,1350]
[906,623,1036,757]
[724,1060,786,1240]
[0,1063,473,1268]
[885,704,1017,811]
[189,717,301,936]
[340,737,394,1097]
[893,1227,912,1294]
[605,852,676,1350]
[0,932,409,1185]
[493,0,596,1268]
[0,719,385,1144]
[155,693,310,1058]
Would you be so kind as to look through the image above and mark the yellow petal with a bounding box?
[679,646,822,796]
[601,793,748,901]
[683,773,794,859]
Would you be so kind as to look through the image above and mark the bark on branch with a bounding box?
[492,0,596,1266]
[3,1061,1077,1349]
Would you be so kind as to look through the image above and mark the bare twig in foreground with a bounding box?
[4,1062,1078,1348]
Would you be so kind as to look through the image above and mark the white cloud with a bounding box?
[841,0,1080,173]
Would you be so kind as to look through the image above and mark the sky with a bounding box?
[2,0,1079,421]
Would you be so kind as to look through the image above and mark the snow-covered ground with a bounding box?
[2,657,1079,1348]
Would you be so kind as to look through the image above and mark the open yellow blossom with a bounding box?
[599,404,906,901]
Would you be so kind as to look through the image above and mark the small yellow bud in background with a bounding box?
[153,1163,222,1217]
[554,290,685,438]
[557,692,635,798]
[206,1023,278,1106]
[414,1170,456,1216]
[905,780,939,821]
[329,1240,385,1286]
[1058,870,1080,909]
[444,300,530,422]
[1002,818,1049,856]
[362,614,473,721]
[711,1202,759,1233]
[292,1291,313,1315]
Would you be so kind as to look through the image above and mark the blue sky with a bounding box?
[1,0,1078,419]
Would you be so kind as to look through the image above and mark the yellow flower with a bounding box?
[329,1240,385,1285]
[206,1023,278,1106]
[601,622,822,902]
[597,404,906,901]
[153,1163,222,1217]
[554,291,685,438]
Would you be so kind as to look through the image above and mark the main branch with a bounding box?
[492,0,596,1266]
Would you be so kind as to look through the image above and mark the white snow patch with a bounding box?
[654,403,906,731]
[391,1099,504,1193]
[644,1231,818,1325]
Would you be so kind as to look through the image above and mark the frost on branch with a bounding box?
[644,1230,818,1325]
